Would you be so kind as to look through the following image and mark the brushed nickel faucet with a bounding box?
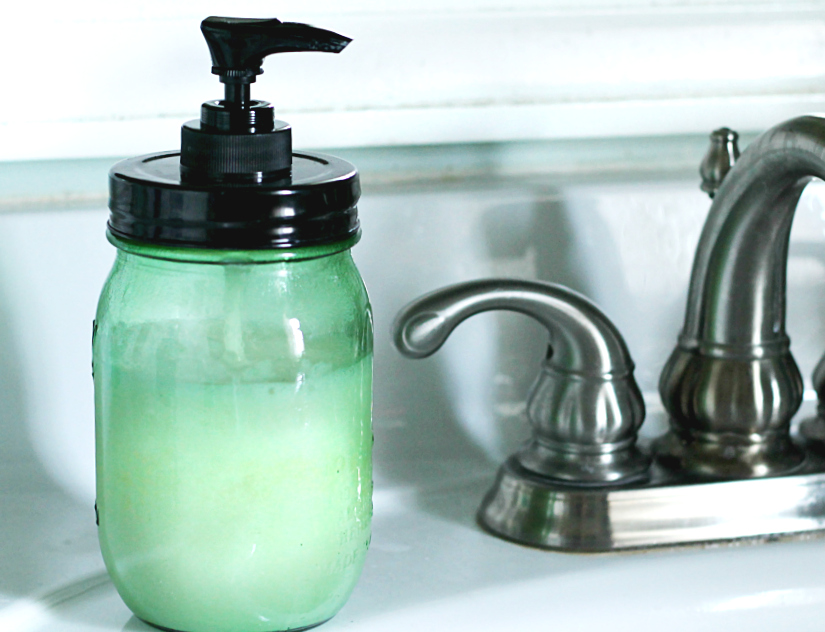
[656,117,825,479]
[394,116,825,551]
[394,279,650,485]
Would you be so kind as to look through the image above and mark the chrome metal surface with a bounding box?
[393,279,650,484]
[699,128,740,198]
[479,450,825,552]
[805,352,825,442]
[657,116,825,479]
[395,115,825,552]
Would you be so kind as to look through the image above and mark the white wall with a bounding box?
[1,1,825,159]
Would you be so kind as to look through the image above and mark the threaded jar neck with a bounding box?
[108,230,359,264]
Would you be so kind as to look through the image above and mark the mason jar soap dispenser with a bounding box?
[93,17,373,632]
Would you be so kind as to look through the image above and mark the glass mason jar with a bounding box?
[93,232,373,632]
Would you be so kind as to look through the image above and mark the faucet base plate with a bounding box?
[478,449,825,552]
[652,428,806,480]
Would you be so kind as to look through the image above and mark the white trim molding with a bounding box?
[2,2,825,160]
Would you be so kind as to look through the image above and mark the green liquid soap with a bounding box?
[96,348,372,632]
[95,235,373,632]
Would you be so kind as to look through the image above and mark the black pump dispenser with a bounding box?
[180,18,351,183]
[108,16,360,250]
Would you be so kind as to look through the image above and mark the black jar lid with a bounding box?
[109,150,360,249]
[108,17,359,250]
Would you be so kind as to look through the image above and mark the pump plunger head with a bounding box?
[180,17,351,182]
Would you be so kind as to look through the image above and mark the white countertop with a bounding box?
[5,445,825,632]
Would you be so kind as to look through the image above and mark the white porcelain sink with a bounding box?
[5,463,825,632]
[4,168,825,631]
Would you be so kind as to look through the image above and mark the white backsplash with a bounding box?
[3,164,825,503]
[4,3,825,159]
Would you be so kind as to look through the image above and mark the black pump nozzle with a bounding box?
[180,16,351,183]
[198,17,351,130]
[202,17,351,107]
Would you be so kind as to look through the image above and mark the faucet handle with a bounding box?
[393,279,650,485]
[700,128,740,198]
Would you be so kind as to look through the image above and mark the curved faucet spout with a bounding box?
[681,117,825,348]
[658,116,825,478]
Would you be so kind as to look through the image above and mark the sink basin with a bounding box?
[3,169,825,631]
[5,467,825,632]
